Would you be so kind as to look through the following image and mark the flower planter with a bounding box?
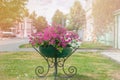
[29,26,79,80]
[39,45,72,58]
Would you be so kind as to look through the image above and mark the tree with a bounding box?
[23,9,30,17]
[30,14,48,32]
[0,0,28,30]
[35,16,48,32]
[52,9,66,27]
[67,1,86,32]
[92,0,120,36]
[29,11,37,20]
[29,11,48,32]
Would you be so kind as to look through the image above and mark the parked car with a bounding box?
[1,32,16,38]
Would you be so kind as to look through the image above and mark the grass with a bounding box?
[19,43,32,48]
[80,41,112,50]
[0,52,120,80]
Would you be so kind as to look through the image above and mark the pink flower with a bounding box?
[29,25,80,52]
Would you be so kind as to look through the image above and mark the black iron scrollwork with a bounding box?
[32,45,78,80]
[57,58,65,67]
[62,66,77,78]
[35,66,49,77]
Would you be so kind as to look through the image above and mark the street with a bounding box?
[0,38,31,52]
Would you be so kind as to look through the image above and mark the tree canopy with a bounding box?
[34,16,48,32]
[52,9,66,27]
[29,11,48,32]
[0,0,28,30]
[67,1,86,32]
[92,0,120,36]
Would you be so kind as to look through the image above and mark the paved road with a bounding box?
[0,38,32,51]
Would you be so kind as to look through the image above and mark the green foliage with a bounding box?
[0,0,28,30]
[52,9,66,27]
[92,0,120,36]
[67,1,86,32]
[0,52,120,80]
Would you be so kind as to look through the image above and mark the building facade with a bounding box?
[83,0,95,41]
[114,9,120,49]
[12,17,36,38]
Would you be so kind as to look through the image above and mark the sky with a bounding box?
[26,0,86,24]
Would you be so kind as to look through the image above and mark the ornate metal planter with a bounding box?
[33,45,77,80]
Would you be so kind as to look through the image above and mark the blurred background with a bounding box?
[0,0,120,50]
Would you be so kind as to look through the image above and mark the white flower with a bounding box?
[70,39,81,48]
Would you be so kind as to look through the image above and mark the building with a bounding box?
[12,17,36,38]
[83,0,95,41]
[114,9,120,49]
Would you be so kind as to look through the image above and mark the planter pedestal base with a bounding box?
[33,46,77,80]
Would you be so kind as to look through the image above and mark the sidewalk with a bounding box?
[76,49,120,64]
[101,50,120,64]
